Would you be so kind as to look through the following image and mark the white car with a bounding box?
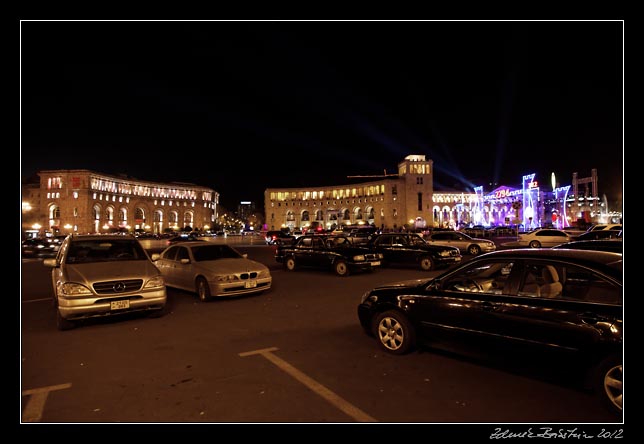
[516,228,570,248]
[425,230,496,255]
[152,242,272,301]
[587,223,622,232]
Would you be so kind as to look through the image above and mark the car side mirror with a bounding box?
[43,258,58,268]
[180,258,190,264]
[242,253,248,259]
[150,253,160,261]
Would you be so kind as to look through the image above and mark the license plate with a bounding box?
[371,261,381,266]
[110,300,130,310]
[245,280,257,288]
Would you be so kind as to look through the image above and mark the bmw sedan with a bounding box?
[515,228,570,248]
[151,242,272,301]
[357,249,623,416]
[424,230,496,255]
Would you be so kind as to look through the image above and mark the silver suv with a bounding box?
[43,234,167,330]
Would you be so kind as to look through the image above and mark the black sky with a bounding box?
[20,20,623,210]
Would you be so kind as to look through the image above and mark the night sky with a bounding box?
[20,20,623,210]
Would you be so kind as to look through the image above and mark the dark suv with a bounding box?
[366,232,462,271]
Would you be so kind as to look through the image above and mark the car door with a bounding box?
[308,236,331,268]
[478,259,622,354]
[410,258,520,339]
[370,235,394,263]
[171,246,195,290]
[155,246,180,287]
[293,236,315,266]
[427,232,459,251]
[536,229,569,247]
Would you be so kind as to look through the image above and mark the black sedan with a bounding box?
[357,249,623,416]
[365,232,462,271]
[276,234,382,276]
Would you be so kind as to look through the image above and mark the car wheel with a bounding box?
[196,277,211,302]
[529,240,541,248]
[595,355,622,416]
[419,256,434,271]
[374,310,416,355]
[56,310,76,331]
[468,244,481,255]
[334,260,349,276]
[285,256,297,271]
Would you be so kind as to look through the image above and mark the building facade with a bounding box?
[264,155,621,232]
[21,169,219,238]
[265,155,435,232]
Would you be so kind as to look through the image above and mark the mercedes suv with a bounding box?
[43,234,167,330]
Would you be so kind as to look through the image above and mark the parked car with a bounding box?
[462,225,490,238]
[587,223,623,232]
[43,234,167,330]
[264,230,295,245]
[425,230,497,256]
[574,230,622,241]
[166,233,204,245]
[357,248,623,416]
[21,238,60,258]
[275,234,383,276]
[151,242,272,301]
[346,227,377,245]
[365,232,462,271]
[515,228,570,248]
[553,239,623,254]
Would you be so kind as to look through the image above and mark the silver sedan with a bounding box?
[425,230,497,255]
[152,242,272,301]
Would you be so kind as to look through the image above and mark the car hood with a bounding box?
[195,258,269,273]
[63,260,161,283]
[372,278,430,291]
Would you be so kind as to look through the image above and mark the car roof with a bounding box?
[553,239,623,250]
[476,248,622,275]
[69,234,136,241]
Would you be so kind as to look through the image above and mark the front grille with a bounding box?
[449,250,460,257]
[364,254,379,261]
[240,272,259,280]
[93,279,143,294]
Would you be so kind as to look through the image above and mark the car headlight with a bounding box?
[58,282,93,297]
[438,250,452,257]
[215,274,237,282]
[353,255,366,261]
[145,275,165,289]
[360,291,376,304]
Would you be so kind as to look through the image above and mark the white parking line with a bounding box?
[22,298,51,304]
[22,383,72,422]
[239,347,376,422]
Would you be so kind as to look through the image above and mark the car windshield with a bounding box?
[191,245,242,261]
[66,240,147,263]
[408,235,426,246]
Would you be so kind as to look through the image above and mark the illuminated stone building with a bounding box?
[22,169,219,237]
[264,155,620,232]
[265,155,435,231]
